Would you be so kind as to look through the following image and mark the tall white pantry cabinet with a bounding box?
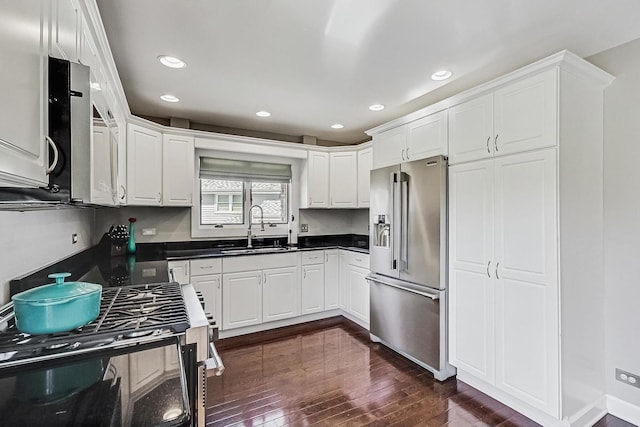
[448,53,614,427]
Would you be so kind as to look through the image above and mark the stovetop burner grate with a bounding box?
[0,282,189,366]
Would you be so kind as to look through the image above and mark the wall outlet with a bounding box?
[71,233,78,244]
[616,368,640,389]
[300,223,308,232]
[142,228,157,236]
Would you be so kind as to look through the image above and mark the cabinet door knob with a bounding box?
[487,261,491,278]
[496,262,500,279]
[406,147,410,159]
[494,134,499,152]
[486,137,491,154]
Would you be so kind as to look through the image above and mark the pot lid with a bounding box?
[12,273,102,303]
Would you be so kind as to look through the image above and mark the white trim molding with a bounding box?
[607,395,640,426]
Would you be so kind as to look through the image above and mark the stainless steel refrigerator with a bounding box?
[368,155,455,381]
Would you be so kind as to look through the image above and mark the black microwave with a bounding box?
[0,56,91,206]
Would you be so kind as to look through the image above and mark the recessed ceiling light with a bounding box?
[369,104,385,111]
[158,55,187,69]
[331,123,344,129]
[431,70,453,81]
[90,82,101,91]
[160,94,180,103]
[256,110,271,117]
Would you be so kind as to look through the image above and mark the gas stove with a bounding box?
[0,281,222,427]
[0,282,190,368]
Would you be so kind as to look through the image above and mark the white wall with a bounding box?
[588,38,640,414]
[298,209,369,236]
[0,209,94,304]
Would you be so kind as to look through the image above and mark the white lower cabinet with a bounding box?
[192,274,222,330]
[347,266,369,324]
[301,264,324,315]
[449,149,558,417]
[129,346,165,393]
[324,250,339,310]
[222,271,262,330]
[263,267,299,322]
[167,260,189,285]
[184,251,369,334]
[222,254,299,330]
[339,251,370,328]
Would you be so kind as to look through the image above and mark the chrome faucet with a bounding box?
[247,205,265,248]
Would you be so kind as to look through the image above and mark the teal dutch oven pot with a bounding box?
[12,273,102,335]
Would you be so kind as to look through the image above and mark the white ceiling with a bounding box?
[97,0,640,144]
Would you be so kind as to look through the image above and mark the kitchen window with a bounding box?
[194,157,291,237]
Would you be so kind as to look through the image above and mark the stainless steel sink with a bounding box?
[220,247,289,255]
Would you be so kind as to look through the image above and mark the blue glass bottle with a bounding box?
[127,217,137,254]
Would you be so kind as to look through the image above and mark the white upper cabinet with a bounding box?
[449,69,558,165]
[50,0,79,61]
[127,123,162,205]
[448,94,494,164]
[372,110,447,169]
[406,110,448,160]
[303,147,370,209]
[329,151,357,208]
[305,150,329,208]
[90,123,116,205]
[372,126,406,169]
[162,134,194,206]
[357,148,372,207]
[0,0,49,187]
[493,69,557,157]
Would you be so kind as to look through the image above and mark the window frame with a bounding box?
[191,151,295,239]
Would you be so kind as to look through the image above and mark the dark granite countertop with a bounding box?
[10,234,368,297]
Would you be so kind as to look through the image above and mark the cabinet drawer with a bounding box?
[190,258,222,276]
[342,251,370,269]
[223,252,297,273]
[301,251,324,265]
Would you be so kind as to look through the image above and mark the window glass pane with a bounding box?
[231,194,243,212]
[201,179,244,224]
[250,181,288,224]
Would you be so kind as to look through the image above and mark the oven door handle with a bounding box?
[204,342,225,377]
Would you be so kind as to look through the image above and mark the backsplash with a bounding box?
[94,206,192,244]
[0,209,94,304]
[298,209,369,236]
[95,207,370,245]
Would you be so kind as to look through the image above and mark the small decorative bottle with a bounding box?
[127,217,137,254]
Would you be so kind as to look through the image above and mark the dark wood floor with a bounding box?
[206,320,632,427]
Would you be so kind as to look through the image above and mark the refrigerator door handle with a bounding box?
[391,172,400,271]
[399,172,409,271]
[366,274,440,300]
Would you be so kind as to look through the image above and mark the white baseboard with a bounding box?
[219,309,342,338]
[607,395,640,426]
[566,395,607,427]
